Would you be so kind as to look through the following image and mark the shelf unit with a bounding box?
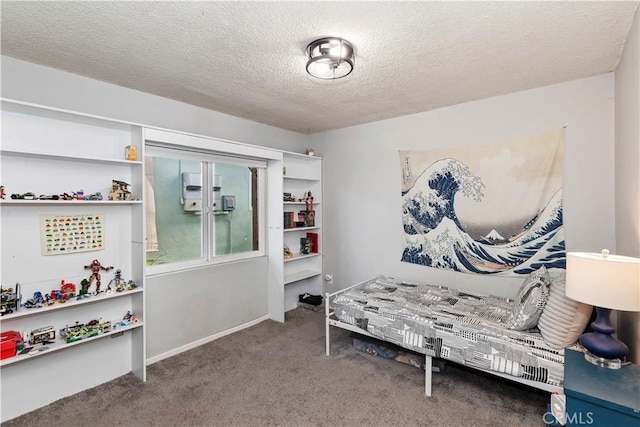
[281,152,322,312]
[1,321,143,368]
[0,99,146,422]
[0,200,143,206]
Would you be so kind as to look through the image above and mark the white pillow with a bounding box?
[503,266,551,331]
[538,274,593,349]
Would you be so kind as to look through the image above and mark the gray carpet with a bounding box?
[3,308,549,426]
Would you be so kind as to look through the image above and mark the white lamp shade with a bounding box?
[566,251,640,312]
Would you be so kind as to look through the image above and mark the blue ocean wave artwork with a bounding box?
[401,158,565,276]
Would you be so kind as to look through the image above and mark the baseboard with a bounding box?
[146,314,270,365]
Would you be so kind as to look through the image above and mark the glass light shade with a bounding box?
[566,251,640,312]
[306,38,354,79]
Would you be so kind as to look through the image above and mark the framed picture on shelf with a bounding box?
[299,237,311,255]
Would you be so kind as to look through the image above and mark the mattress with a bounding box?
[331,275,566,387]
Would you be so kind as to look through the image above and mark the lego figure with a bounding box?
[79,279,91,297]
[107,269,126,293]
[0,186,5,200]
[84,259,113,293]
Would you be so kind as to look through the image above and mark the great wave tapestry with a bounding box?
[399,128,565,276]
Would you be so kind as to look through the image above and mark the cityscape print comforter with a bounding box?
[331,275,568,387]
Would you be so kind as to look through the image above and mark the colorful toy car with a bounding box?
[24,291,44,308]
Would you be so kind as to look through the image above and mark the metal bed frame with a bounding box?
[324,278,563,397]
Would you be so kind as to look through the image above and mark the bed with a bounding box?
[325,273,589,396]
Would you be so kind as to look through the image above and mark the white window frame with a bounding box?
[144,128,278,276]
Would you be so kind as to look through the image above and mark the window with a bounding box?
[145,144,265,272]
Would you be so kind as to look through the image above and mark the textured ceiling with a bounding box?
[1,1,639,134]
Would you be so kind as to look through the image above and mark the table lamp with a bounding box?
[566,249,640,369]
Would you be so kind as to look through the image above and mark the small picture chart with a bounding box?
[40,213,105,255]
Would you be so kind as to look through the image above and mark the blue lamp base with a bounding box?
[579,307,628,369]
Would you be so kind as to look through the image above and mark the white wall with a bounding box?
[0,56,307,152]
[312,74,616,299]
[615,7,640,364]
[146,257,268,360]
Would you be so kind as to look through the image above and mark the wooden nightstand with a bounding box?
[564,348,640,426]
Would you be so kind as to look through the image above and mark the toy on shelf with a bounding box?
[24,291,45,309]
[1,284,21,315]
[47,289,63,305]
[117,311,138,327]
[60,318,112,343]
[125,145,138,161]
[45,280,77,306]
[299,238,309,255]
[109,180,132,201]
[10,192,36,200]
[111,270,137,292]
[284,244,293,259]
[84,259,114,294]
[38,194,60,200]
[300,190,314,206]
[292,190,315,227]
[60,280,76,299]
[107,269,128,293]
[0,186,5,200]
[59,322,84,343]
[79,279,91,297]
[87,319,112,336]
[1,331,23,360]
[29,326,55,345]
[85,192,103,201]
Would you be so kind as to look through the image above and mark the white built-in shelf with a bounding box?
[0,321,143,367]
[283,226,320,233]
[0,149,143,166]
[0,289,143,321]
[283,175,320,181]
[284,270,321,285]
[283,201,321,205]
[284,252,321,263]
[0,98,146,421]
[1,99,138,132]
[275,152,323,318]
[1,200,143,206]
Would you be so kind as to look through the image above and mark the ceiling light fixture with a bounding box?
[305,37,354,80]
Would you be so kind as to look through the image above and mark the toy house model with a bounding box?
[108,180,132,201]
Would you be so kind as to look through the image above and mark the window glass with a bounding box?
[213,163,259,255]
[146,157,203,266]
[145,150,262,271]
